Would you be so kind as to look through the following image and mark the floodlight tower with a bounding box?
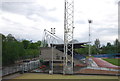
[64,0,74,74]
[88,20,92,57]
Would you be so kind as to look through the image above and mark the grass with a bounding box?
[103,58,120,66]
[13,73,118,79]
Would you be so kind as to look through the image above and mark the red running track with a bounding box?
[92,58,120,69]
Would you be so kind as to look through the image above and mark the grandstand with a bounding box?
[39,42,88,73]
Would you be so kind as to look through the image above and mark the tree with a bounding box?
[2,33,41,66]
[75,45,89,55]
[100,45,107,54]
[91,45,98,54]
[22,40,30,49]
[114,39,119,46]
[36,41,41,46]
[94,39,100,49]
[28,43,38,49]
[114,39,120,53]
[107,42,112,47]
[94,39,100,54]
[2,34,25,66]
[0,33,6,42]
[105,42,115,54]
[6,34,16,42]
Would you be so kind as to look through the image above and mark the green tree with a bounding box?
[105,42,116,54]
[22,40,30,49]
[94,39,100,54]
[114,39,120,53]
[107,42,111,47]
[1,34,6,42]
[6,34,16,42]
[29,43,38,49]
[2,34,26,66]
[91,45,97,54]
[100,45,106,54]
[75,45,89,55]
[36,41,41,47]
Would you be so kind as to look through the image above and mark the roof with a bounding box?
[52,42,89,50]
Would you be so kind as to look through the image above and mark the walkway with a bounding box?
[92,58,120,69]
[87,58,98,67]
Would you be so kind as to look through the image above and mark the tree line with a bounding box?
[75,39,120,55]
[1,33,41,66]
[1,33,119,66]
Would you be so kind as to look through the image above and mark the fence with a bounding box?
[2,60,41,76]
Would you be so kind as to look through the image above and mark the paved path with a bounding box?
[88,58,98,67]
[92,58,120,69]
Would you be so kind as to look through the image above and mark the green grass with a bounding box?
[103,58,120,66]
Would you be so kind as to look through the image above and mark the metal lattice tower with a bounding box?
[64,0,74,74]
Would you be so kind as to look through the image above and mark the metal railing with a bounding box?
[2,60,41,76]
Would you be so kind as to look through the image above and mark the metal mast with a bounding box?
[88,20,92,57]
[64,0,74,74]
[51,28,55,74]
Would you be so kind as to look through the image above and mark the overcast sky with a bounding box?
[0,0,119,45]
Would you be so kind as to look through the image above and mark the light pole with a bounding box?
[51,28,55,74]
[88,20,92,57]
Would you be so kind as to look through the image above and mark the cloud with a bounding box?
[0,0,118,45]
[75,20,86,24]
[2,2,59,22]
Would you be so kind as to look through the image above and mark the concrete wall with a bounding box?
[40,47,84,65]
[40,47,64,61]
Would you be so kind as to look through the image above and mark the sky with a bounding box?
[0,0,119,45]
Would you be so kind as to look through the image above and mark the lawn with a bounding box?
[13,73,118,79]
[103,58,120,66]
